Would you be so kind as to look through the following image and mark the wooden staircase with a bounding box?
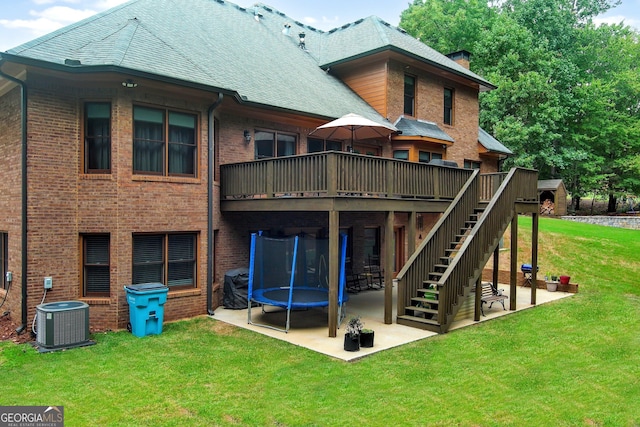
[396,168,538,333]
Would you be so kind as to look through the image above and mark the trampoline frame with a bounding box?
[247,233,348,333]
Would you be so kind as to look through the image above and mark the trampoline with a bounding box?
[248,232,349,332]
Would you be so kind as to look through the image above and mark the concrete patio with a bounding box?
[212,282,574,361]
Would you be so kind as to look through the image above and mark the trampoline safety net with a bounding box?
[248,233,348,332]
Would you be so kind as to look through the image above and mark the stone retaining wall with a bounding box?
[561,215,640,230]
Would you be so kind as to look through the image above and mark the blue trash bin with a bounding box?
[124,283,169,337]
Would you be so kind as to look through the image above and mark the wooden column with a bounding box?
[408,211,417,254]
[384,211,395,324]
[474,276,482,321]
[493,244,499,287]
[509,212,518,311]
[328,210,339,337]
[531,212,539,305]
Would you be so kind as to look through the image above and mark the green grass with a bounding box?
[1,217,639,426]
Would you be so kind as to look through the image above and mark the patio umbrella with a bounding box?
[309,113,398,142]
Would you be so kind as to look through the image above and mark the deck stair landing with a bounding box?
[396,168,538,333]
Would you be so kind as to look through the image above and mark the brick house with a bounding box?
[0,0,533,338]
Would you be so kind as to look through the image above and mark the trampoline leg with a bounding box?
[285,308,291,333]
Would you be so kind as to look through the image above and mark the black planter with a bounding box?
[360,330,374,348]
[344,334,360,352]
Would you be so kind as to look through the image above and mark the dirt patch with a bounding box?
[0,312,35,344]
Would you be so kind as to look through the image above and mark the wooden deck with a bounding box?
[220,151,509,213]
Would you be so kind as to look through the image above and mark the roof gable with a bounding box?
[317,16,494,91]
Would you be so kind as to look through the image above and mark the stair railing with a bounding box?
[437,168,538,330]
[396,169,480,318]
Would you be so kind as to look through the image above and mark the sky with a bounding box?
[1,0,639,52]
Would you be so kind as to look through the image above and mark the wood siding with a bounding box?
[334,61,387,118]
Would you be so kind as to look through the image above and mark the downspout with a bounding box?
[0,58,28,334]
[207,93,223,316]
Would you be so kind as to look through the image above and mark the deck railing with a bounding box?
[221,152,473,200]
[480,172,508,201]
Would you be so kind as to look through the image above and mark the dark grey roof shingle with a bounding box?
[4,0,495,121]
[478,127,512,155]
[393,116,455,143]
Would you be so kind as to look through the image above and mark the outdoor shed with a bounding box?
[538,179,568,216]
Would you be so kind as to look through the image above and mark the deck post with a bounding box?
[408,211,417,254]
[327,152,337,197]
[266,161,274,198]
[531,212,539,305]
[474,276,482,321]
[385,162,394,198]
[509,212,518,310]
[384,211,394,324]
[328,210,339,337]
[493,244,499,288]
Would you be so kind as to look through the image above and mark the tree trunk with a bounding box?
[572,196,581,211]
[608,194,617,213]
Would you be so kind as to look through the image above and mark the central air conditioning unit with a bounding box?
[36,301,92,351]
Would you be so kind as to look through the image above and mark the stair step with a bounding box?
[433,264,448,271]
[439,256,452,264]
[411,297,439,306]
[429,271,443,278]
[397,315,441,331]
[417,287,439,295]
[455,234,467,240]
[406,305,438,315]
[465,220,477,227]
[474,207,485,213]
[423,280,440,287]
[445,248,458,255]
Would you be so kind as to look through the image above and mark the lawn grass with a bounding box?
[1,217,639,426]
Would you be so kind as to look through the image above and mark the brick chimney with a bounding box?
[446,50,471,69]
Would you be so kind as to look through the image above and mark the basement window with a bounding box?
[82,234,110,297]
[132,233,197,289]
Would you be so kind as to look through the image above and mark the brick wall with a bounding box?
[387,60,480,168]
[17,73,213,331]
[0,86,24,319]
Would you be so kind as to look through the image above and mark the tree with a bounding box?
[399,0,639,212]
[400,0,496,54]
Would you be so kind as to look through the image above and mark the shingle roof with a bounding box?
[3,0,495,122]
[538,179,565,191]
[318,17,495,91]
[393,116,454,143]
[478,128,513,155]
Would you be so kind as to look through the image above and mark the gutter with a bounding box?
[0,57,28,334]
[207,93,224,316]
